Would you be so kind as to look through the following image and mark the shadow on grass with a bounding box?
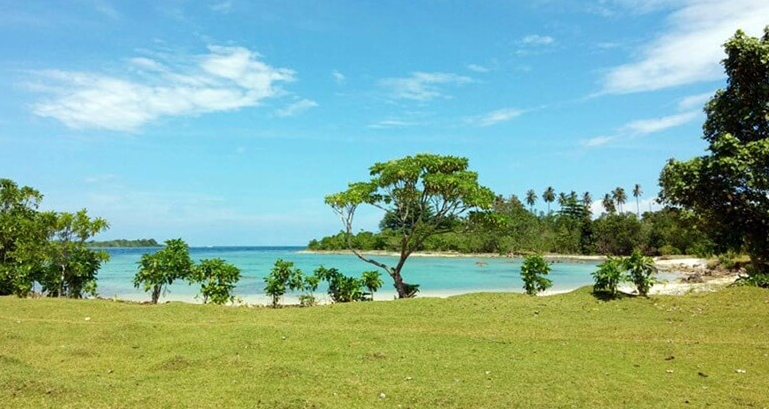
[591,290,639,301]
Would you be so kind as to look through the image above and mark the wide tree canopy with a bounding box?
[660,27,769,279]
[325,154,495,298]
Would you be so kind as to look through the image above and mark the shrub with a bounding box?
[314,266,365,303]
[624,250,657,296]
[193,258,241,305]
[520,254,552,295]
[264,259,304,308]
[591,257,625,296]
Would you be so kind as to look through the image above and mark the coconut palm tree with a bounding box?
[542,187,555,213]
[602,193,616,214]
[633,183,643,217]
[582,191,592,207]
[612,187,627,213]
[525,189,537,212]
[557,192,568,208]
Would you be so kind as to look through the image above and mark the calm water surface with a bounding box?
[96,246,600,303]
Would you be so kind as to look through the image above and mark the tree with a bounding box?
[325,154,495,298]
[193,258,241,305]
[525,189,537,212]
[520,254,552,295]
[41,210,110,298]
[361,270,384,301]
[542,187,555,213]
[0,179,49,297]
[557,192,568,208]
[624,250,657,296]
[602,194,616,214]
[264,259,305,308]
[133,238,194,304]
[660,28,769,280]
[582,192,592,207]
[612,187,627,213]
[633,184,643,217]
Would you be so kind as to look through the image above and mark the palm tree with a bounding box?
[361,270,384,301]
[542,187,555,213]
[568,191,578,202]
[633,183,643,217]
[612,187,627,213]
[525,189,537,212]
[582,191,592,207]
[557,192,568,208]
[602,193,616,214]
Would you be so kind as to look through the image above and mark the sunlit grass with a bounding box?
[1,287,768,408]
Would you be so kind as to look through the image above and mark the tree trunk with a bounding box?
[151,285,161,304]
[392,269,407,298]
[59,265,66,298]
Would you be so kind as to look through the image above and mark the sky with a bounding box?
[1,0,768,246]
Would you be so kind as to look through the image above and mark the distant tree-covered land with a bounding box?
[86,238,161,247]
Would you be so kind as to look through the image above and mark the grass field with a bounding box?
[2,287,768,408]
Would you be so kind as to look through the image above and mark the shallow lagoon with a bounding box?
[95,246,600,303]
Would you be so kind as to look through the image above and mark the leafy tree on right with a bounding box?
[660,28,769,284]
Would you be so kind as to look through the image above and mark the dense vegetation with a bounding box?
[0,179,109,298]
[309,198,710,257]
[2,287,767,408]
[86,238,160,248]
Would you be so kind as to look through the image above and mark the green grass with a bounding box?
[2,287,768,408]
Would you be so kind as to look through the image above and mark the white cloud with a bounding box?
[274,98,318,117]
[379,71,473,101]
[677,91,713,110]
[331,69,346,84]
[31,46,296,131]
[471,108,524,127]
[623,111,699,134]
[367,119,416,129]
[467,64,489,73]
[581,136,615,147]
[601,0,769,94]
[210,1,232,13]
[521,34,554,45]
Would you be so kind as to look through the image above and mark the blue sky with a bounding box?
[1,0,767,245]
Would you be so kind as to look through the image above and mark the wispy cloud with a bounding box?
[378,72,473,101]
[521,34,554,45]
[677,91,712,110]
[331,69,346,85]
[367,118,417,129]
[622,111,699,135]
[31,46,296,131]
[601,0,769,94]
[580,136,615,147]
[470,108,524,127]
[274,98,318,117]
[210,1,232,13]
[467,64,489,73]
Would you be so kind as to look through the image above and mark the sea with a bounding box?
[95,246,602,304]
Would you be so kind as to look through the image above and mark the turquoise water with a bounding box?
[96,246,600,303]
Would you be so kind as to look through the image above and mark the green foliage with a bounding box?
[660,27,769,278]
[264,259,305,308]
[592,213,645,256]
[325,154,495,298]
[624,250,657,296]
[133,239,194,304]
[520,254,552,295]
[360,270,383,300]
[314,266,365,303]
[193,258,241,305]
[591,257,626,296]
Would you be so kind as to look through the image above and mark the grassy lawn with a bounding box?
[1,287,768,408]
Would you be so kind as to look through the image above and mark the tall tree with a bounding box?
[582,191,592,207]
[602,194,616,214]
[660,28,769,279]
[325,154,495,298]
[542,187,555,213]
[557,192,568,208]
[525,189,537,212]
[612,187,627,213]
[633,184,643,217]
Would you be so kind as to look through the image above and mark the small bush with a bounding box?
[592,257,625,296]
[624,250,657,296]
[658,245,680,256]
[520,254,552,295]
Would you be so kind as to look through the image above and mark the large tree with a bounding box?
[542,187,555,213]
[633,184,643,217]
[525,189,537,212]
[660,28,769,279]
[325,154,495,298]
